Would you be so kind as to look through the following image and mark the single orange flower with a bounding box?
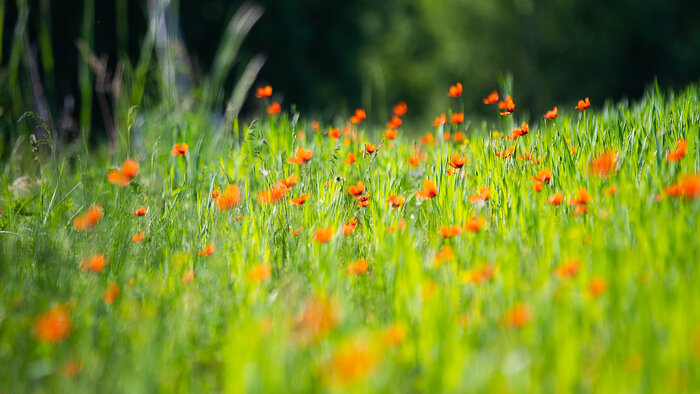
[348,180,366,196]
[575,97,590,111]
[667,139,687,162]
[73,204,104,231]
[249,263,271,282]
[291,193,308,206]
[465,216,486,233]
[532,181,544,192]
[451,112,464,125]
[216,184,242,210]
[256,85,273,98]
[257,183,288,204]
[498,96,515,115]
[589,150,618,178]
[182,270,194,284]
[662,174,700,200]
[496,145,516,159]
[35,305,71,343]
[408,153,422,167]
[544,106,558,120]
[361,142,377,155]
[355,194,370,208]
[588,276,608,298]
[443,132,452,142]
[288,147,314,165]
[132,206,147,216]
[211,187,221,199]
[434,245,454,266]
[448,153,466,169]
[555,259,580,279]
[347,259,368,276]
[448,82,463,97]
[280,173,298,188]
[547,193,565,205]
[102,282,120,304]
[469,186,491,204]
[132,231,145,243]
[416,179,438,199]
[311,121,320,132]
[505,303,530,329]
[393,101,407,116]
[385,128,398,140]
[296,295,339,343]
[421,132,435,146]
[433,114,447,127]
[171,143,188,156]
[483,90,499,104]
[386,194,405,209]
[329,128,341,140]
[354,109,367,121]
[233,216,244,222]
[439,225,462,238]
[315,227,335,243]
[343,218,358,236]
[344,152,357,164]
[107,158,139,187]
[80,254,106,273]
[454,132,467,143]
[198,244,214,256]
[266,102,281,115]
[532,168,552,184]
[386,115,402,129]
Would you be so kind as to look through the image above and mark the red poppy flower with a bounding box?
[555,259,579,279]
[385,128,398,140]
[439,225,462,238]
[80,254,106,273]
[343,218,358,235]
[667,139,687,162]
[451,112,464,125]
[344,153,357,164]
[132,206,147,216]
[416,179,438,199]
[575,97,590,111]
[348,181,366,196]
[448,82,463,97]
[257,183,288,204]
[311,121,320,132]
[329,128,341,140]
[387,115,402,129]
[469,186,490,204]
[249,263,271,282]
[547,193,564,205]
[347,259,369,275]
[448,153,466,169]
[35,305,71,343]
[589,150,618,178]
[361,142,377,155]
[256,85,273,98]
[216,184,241,210]
[465,216,486,233]
[433,114,447,127]
[102,282,120,304]
[108,158,139,187]
[505,303,530,329]
[266,102,281,115]
[386,194,405,208]
[291,193,308,206]
[588,276,607,297]
[198,244,214,256]
[171,143,188,156]
[454,132,466,143]
[482,90,499,104]
[393,101,407,116]
[532,168,552,184]
[498,96,515,115]
[288,147,314,165]
[132,231,145,243]
[315,227,335,243]
[280,173,298,188]
[73,204,104,231]
[544,106,558,120]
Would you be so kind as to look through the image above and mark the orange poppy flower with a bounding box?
[662,174,700,200]
[496,145,516,159]
[387,115,402,129]
[182,270,194,284]
[348,181,366,196]
[102,282,120,304]
[216,184,242,210]
[443,132,452,142]
[73,204,104,231]
[667,139,687,162]
[408,153,422,167]
[107,158,139,187]
[451,112,464,125]
[233,216,243,222]
[575,97,590,111]
[311,121,320,132]
[355,194,370,208]
[35,305,71,343]
[296,295,339,343]
[532,168,552,184]
[344,152,357,164]
[355,108,367,121]
[361,142,377,155]
[532,181,544,192]
[555,259,580,279]
[385,128,398,140]
[469,186,491,204]
[571,188,591,205]
[343,218,358,235]
[482,90,499,104]
[249,263,271,282]
[291,193,308,206]
[434,245,454,266]
[256,85,273,98]
[347,259,368,276]
[454,132,467,143]
[315,227,335,243]
[547,192,565,205]
[257,183,288,204]
[386,194,405,209]
[465,216,486,233]
[280,173,298,188]
[588,276,607,297]
[466,265,495,284]
[198,244,214,256]
[505,303,530,329]
[589,150,618,178]
[132,231,145,243]
[381,323,406,347]
[448,153,466,169]
[80,254,106,273]
[416,179,438,199]
[288,147,314,165]
[604,185,618,196]
[266,102,281,115]
[433,114,447,127]
[498,96,515,115]
[513,122,529,137]
[439,225,462,238]
[544,106,558,120]
[132,206,147,216]
[171,143,188,156]
[328,128,341,140]
[393,101,407,116]
[448,82,463,97]
[211,187,221,199]
[421,132,435,146]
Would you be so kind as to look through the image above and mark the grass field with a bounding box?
[1,80,700,393]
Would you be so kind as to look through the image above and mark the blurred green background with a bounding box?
[1,0,700,137]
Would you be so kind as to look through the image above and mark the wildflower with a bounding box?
[547,192,565,205]
[433,245,453,267]
[532,181,544,192]
[256,85,272,98]
[433,114,447,127]
[329,128,341,140]
[288,147,314,165]
[544,106,558,120]
[440,225,462,238]
[348,181,366,196]
[171,143,188,156]
[505,303,530,329]
[569,188,591,215]
[393,101,407,116]
[291,193,308,206]
[361,142,377,155]
[662,174,700,200]
[381,323,406,347]
[386,219,407,233]
[216,184,242,210]
[249,263,271,282]
[509,122,529,139]
[80,254,106,273]
[532,168,552,184]
[667,139,687,162]
[448,153,466,169]
[575,97,591,111]
[266,102,281,115]
[496,145,516,159]
[343,218,358,235]
[61,360,82,377]
[354,109,367,121]
[73,204,103,231]
[498,96,515,115]
[280,173,298,188]
[295,295,339,343]
[386,194,405,209]
[604,185,618,196]
[233,216,243,222]
[311,121,320,132]
[35,305,71,343]
[107,158,139,187]
[102,282,120,304]
[409,154,422,167]
[347,259,368,275]
[198,244,214,256]
[211,187,221,199]
[416,179,438,199]
[556,259,580,279]
[385,128,398,140]
[132,231,145,243]
[327,339,377,386]
[590,150,618,178]
[588,276,607,297]
[451,112,464,125]
[356,194,370,208]
[421,132,435,146]
[454,132,467,143]
[315,227,334,243]
[465,216,486,233]
[469,186,491,204]
[466,265,495,284]
[132,206,147,216]
[483,90,499,104]
[387,115,402,129]
[257,183,289,203]
[448,82,463,97]
[182,270,194,284]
